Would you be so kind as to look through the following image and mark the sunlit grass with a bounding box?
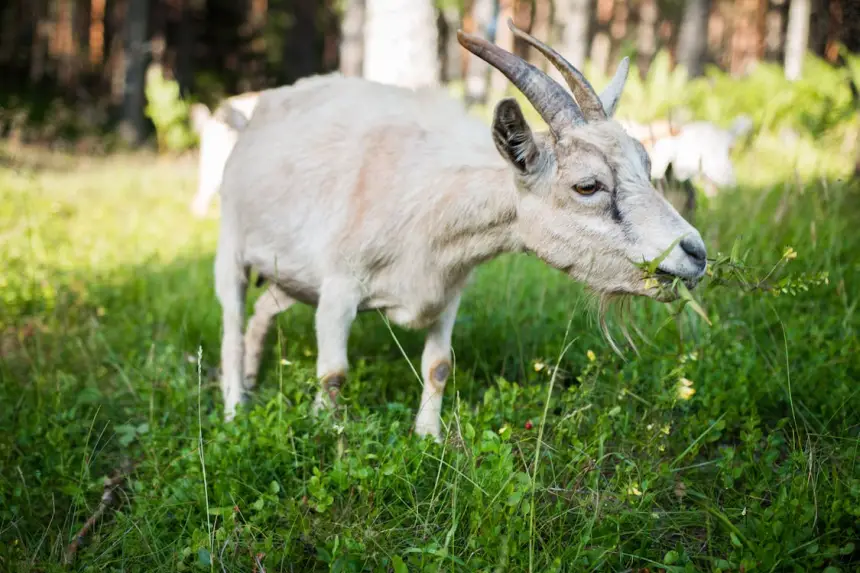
[0,124,858,573]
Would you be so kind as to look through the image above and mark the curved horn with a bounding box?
[505,18,606,121]
[456,29,584,133]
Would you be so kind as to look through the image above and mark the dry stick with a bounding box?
[64,458,134,565]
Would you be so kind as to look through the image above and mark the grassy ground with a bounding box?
[1,133,858,573]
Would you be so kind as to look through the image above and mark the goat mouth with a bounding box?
[654,267,701,290]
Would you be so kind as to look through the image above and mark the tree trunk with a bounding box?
[590,0,614,76]
[763,0,785,61]
[176,0,196,95]
[363,0,439,89]
[636,0,657,74]
[784,0,810,80]
[438,4,463,83]
[54,0,78,87]
[489,0,514,97]
[729,0,763,76]
[676,0,710,77]
[824,0,842,63]
[0,0,19,66]
[528,0,551,70]
[284,0,318,83]
[120,0,150,145]
[90,0,107,67]
[339,0,365,77]
[551,0,592,84]
[107,0,128,106]
[463,0,495,105]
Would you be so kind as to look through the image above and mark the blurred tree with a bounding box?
[120,0,150,144]
[339,0,365,76]
[785,0,811,79]
[637,0,658,74]
[729,0,764,76]
[436,0,464,83]
[676,0,711,77]
[526,0,551,70]
[284,0,319,82]
[240,0,268,91]
[463,0,495,105]
[763,0,786,61]
[591,0,613,75]
[551,0,592,80]
[90,0,107,67]
[54,0,78,87]
[489,0,514,96]
[176,0,199,95]
[824,0,843,62]
[363,0,439,88]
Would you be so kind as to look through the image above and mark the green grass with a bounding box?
[1,133,859,573]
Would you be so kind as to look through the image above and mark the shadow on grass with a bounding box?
[1,174,859,571]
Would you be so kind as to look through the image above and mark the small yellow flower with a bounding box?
[280,358,292,366]
[587,349,596,362]
[783,246,798,260]
[626,484,642,496]
[676,377,696,400]
[643,277,660,290]
[533,361,546,372]
[661,424,671,435]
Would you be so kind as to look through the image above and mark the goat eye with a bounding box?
[574,182,599,195]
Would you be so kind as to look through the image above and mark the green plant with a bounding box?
[144,63,198,154]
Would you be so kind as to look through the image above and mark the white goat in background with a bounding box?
[189,92,260,217]
[213,20,709,441]
[619,115,753,195]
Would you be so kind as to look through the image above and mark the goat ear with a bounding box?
[491,98,541,174]
[599,57,630,117]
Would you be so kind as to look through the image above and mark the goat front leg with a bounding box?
[311,278,360,414]
[414,293,462,443]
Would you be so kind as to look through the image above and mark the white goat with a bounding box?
[189,92,261,217]
[620,115,753,195]
[214,20,709,442]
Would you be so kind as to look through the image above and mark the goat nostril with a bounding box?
[680,237,706,264]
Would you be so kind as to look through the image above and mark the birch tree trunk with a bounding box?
[438,3,463,83]
[339,0,365,77]
[676,0,711,77]
[784,0,810,80]
[363,0,439,89]
[551,0,592,83]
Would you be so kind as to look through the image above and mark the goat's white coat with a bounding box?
[214,69,708,440]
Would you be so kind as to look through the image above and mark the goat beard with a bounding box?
[585,290,645,360]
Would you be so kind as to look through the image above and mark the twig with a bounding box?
[253,552,267,573]
[64,458,134,565]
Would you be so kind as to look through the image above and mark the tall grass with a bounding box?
[1,61,859,571]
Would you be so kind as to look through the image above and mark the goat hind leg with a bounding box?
[215,242,248,421]
[243,283,295,390]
